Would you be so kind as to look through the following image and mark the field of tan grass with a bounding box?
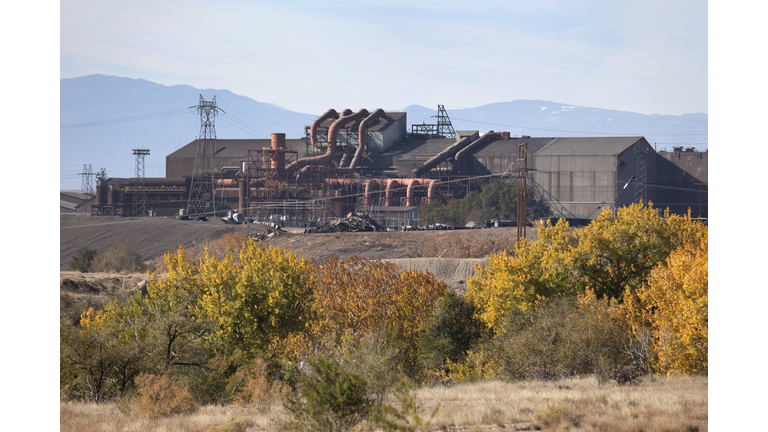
[60,375,706,432]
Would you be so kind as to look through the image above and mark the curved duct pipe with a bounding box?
[407,136,472,178]
[423,178,441,203]
[310,109,339,149]
[386,179,402,206]
[338,108,388,173]
[384,178,439,206]
[339,144,355,168]
[454,130,500,162]
[405,179,421,207]
[285,109,369,175]
[364,180,381,206]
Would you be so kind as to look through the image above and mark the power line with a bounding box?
[443,104,708,122]
[449,117,708,136]
[60,108,191,129]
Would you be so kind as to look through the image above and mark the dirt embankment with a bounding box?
[60,271,148,298]
[61,214,538,293]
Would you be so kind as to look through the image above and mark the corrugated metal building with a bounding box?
[531,137,655,218]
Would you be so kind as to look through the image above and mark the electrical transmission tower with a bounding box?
[132,149,150,217]
[436,105,455,138]
[634,147,650,204]
[187,95,225,217]
[79,164,94,194]
[516,142,528,242]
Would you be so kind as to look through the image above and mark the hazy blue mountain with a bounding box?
[61,75,707,190]
[403,102,707,152]
[60,74,317,188]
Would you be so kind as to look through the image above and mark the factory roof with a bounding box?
[534,137,647,156]
[167,138,307,159]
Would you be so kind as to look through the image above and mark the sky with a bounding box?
[60,0,708,117]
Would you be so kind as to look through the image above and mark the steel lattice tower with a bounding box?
[516,142,528,242]
[436,105,456,138]
[132,149,150,217]
[79,164,94,194]
[634,147,650,204]
[187,95,225,217]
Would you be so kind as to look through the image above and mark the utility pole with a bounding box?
[132,149,150,217]
[517,141,528,243]
[187,95,224,218]
[79,164,93,194]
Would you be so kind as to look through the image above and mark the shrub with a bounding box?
[284,358,373,432]
[91,241,145,273]
[234,358,288,413]
[69,245,98,272]
[370,376,440,432]
[473,297,639,383]
[418,290,484,374]
[132,373,197,418]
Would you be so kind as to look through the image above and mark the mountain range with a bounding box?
[60,74,707,190]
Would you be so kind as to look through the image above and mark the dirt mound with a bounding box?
[60,214,271,271]
[60,271,148,298]
[385,258,486,293]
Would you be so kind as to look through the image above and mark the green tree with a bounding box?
[285,358,373,432]
[417,289,484,373]
[69,245,98,272]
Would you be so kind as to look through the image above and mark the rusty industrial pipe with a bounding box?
[310,109,339,149]
[408,136,472,178]
[285,109,369,175]
[384,178,438,206]
[454,130,501,161]
[341,108,387,172]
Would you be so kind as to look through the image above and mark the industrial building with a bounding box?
[86,104,708,227]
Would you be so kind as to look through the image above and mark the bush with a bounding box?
[476,297,639,383]
[91,241,145,273]
[418,290,484,374]
[284,358,373,432]
[132,373,198,418]
[234,358,288,413]
[69,246,98,272]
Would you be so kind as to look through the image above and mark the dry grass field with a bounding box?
[60,375,707,432]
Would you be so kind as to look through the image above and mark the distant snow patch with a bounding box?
[540,106,547,111]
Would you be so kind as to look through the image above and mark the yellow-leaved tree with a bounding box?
[188,238,315,358]
[572,203,706,301]
[466,218,578,333]
[308,256,447,367]
[630,234,708,376]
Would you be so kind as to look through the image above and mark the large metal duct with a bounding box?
[338,108,387,173]
[407,136,472,178]
[271,133,286,175]
[364,180,382,206]
[310,109,339,149]
[385,178,438,206]
[285,109,369,175]
[454,130,500,161]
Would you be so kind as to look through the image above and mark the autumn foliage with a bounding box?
[61,200,707,426]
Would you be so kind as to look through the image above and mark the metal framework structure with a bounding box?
[411,105,455,138]
[245,148,299,204]
[79,164,94,194]
[634,147,650,204]
[132,149,150,217]
[187,95,224,217]
[516,142,528,242]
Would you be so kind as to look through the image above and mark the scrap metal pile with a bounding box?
[306,212,385,233]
